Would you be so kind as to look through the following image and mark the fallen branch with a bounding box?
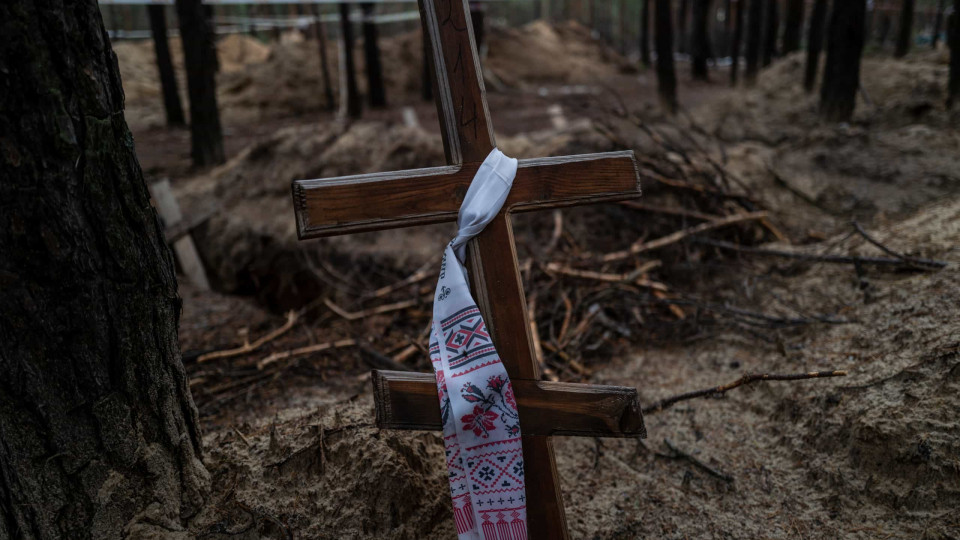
[659,438,734,483]
[324,297,422,321]
[198,311,298,363]
[851,221,946,270]
[257,338,357,369]
[544,261,666,290]
[642,370,847,414]
[598,212,769,263]
[698,238,947,269]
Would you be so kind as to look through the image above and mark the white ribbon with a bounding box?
[430,149,528,540]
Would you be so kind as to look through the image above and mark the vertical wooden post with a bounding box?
[338,3,362,119]
[147,4,186,126]
[149,180,211,290]
[175,0,225,166]
[361,3,387,107]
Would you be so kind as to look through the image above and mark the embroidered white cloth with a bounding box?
[430,148,527,540]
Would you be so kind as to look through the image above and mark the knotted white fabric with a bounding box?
[430,149,527,540]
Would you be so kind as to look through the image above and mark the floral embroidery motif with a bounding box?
[461,405,498,437]
[458,375,521,438]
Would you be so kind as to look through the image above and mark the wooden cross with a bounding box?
[291,0,646,537]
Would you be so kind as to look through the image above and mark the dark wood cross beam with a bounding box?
[291,0,646,537]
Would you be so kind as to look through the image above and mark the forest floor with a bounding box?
[118,22,959,539]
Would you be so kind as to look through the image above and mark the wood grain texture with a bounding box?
[372,371,646,437]
[292,151,640,239]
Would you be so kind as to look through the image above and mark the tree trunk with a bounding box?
[782,0,804,54]
[932,0,946,48]
[820,0,866,121]
[640,0,652,67]
[361,3,387,107]
[691,0,712,80]
[655,0,679,113]
[678,0,690,53]
[312,7,336,112]
[422,34,434,101]
[176,0,225,166]
[894,0,914,57]
[338,3,362,119]
[744,0,763,85]
[0,1,208,538]
[804,0,829,92]
[471,5,486,53]
[731,0,745,85]
[949,4,959,108]
[147,5,186,126]
[877,12,892,47]
[761,0,779,67]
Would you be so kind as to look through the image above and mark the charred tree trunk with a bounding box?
[0,1,208,538]
[176,0,225,166]
[804,0,829,92]
[731,0,745,85]
[691,0,712,80]
[361,3,386,107]
[744,0,763,84]
[147,5,185,126]
[678,0,690,53]
[894,0,914,57]
[782,0,805,54]
[761,0,779,67]
[640,0,652,67]
[655,0,679,113]
[312,7,336,112]
[820,0,866,121]
[932,0,946,49]
[949,3,960,107]
[338,3,362,119]
[421,34,434,101]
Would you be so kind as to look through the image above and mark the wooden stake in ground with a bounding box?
[654,0,679,112]
[803,0,829,92]
[147,4,185,126]
[176,0,225,166]
[149,179,211,290]
[361,3,387,107]
[820,0,867,121]
[291,1,647,536]
[338,2,362,119]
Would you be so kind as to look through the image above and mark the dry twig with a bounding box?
[699,238,947,269]
[257,338,357,369]
[198,311,298,363]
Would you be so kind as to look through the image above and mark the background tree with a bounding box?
[361,3,387,107]
[731,0,746,85]
[932,0,947,49]
[176,0,224,166]
[821,0,867,121]
[640,0,652,67]
[0,0,208,537]
[804,0,829,92]
[744,0,764,85]
[147,5,185,126]
[339,3,362,119]
[691,0,712,80]
[894,0,915,57]
[949,0,959,107]
[762,0,780,67]
[312,5,336,112]
[782,0,805,54]
[678,0,690,53]
[655,0,679,112]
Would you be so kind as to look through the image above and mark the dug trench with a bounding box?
[127,25,960,539]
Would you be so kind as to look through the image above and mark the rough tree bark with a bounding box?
[361,3,387,108]
[731,0,745,85]
[894,0,915,57]
[640,0,652,67]
[804,0,829,92]
[820,0,867,121]
[691,0,712,80]
[678,0,690,53]
[744,0,763,85]
[762,0,780,67]
[782,0,805,54]
[655,0,679,113]
[932,0,946,49]
[176,0,225,166]
[949,3,959,107]
[0,1,208,538]
[312,6,336,112]
[338,3,362,119]
[147,5,185,126]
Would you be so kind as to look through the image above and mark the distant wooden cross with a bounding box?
[291,0,646,537]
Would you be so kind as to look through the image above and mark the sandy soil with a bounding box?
[116,25,960,539]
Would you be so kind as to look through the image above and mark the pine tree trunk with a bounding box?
[782,0,804,54]
[361,3,387,107]
[821,0,866,121]
[0,1,208,538]
[147,5,185,126]
[338,3,362,119]
[640,0,652,67]
[761,0,779,67]
[949,4,960,108]
[678,0,690,53]
[894,0,914,57]
[877,12,892,48]
[804,0,829,92]
[731,0,745,85]
[744,0,763,84]
[691,0,712,80]
[422,34,434,101]
[176,0,224,166]
[932,0,946,49]
[655,0,679,113]
[312,7,336,112]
